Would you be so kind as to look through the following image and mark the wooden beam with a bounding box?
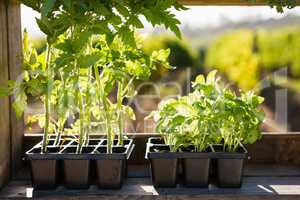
[0,0,11,189]
[6,0,24,178]
[180,0,300,6]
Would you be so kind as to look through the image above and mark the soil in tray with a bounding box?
[95,146,127,154]
[87,139,101,146]
[150,138,165,145]
[150,145,171,153]
[29,146,61,154]
[101,139,131,146]
[212,144,246,153]
[180,145,211,153]
[62,146,95,154]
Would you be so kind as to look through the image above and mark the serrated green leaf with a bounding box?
[115,4,129,17]
[36,17,52,36]
[41,0,56,17]
[129,16,144,29]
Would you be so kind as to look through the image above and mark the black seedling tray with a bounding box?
[145,137,248,188]
[212,144,248,188]
[146,137,214,159]
[26,138,135,190]
[26,139,134,160]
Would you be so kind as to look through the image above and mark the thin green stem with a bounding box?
[77,91,85,153]
[42,43,52,153]
[117,79,124,146]
[94,65,113,154]
[84,68,92,146]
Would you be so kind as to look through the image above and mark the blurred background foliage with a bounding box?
[143,35,197,69]
[28,25,300,93]
[257,27,300,77]
[205,30,260,91]
[25,15,300,132]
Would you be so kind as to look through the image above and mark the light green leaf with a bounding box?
[193,74,205,85]
[151,49,170,62]
[78,54,99,68]
[207,70,218,84]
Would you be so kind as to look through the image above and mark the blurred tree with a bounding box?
[257,27,300,77]
[205,30,259,91]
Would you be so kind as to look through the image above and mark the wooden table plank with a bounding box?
[2,164,300,199]
[1,177,300,199]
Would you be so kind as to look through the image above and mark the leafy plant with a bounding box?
[90,36,171,153]
[147,70,265,153]
[22,0,187,47]
[4,0,184,153]
[2,0,286,154]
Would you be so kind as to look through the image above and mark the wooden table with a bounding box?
[1,164,300,200]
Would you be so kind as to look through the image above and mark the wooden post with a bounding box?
[0,0,23,188]
[7,0,24,178]
[0,0,11,188]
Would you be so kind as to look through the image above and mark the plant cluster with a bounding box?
[1,0,189,154]
[148,70,265,152]
[0,0,291,155]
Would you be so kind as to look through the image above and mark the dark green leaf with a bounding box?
[41,0,56,17]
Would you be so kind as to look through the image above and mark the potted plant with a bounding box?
[191,70,265,187]
[146,97,214,188]
[15,30,63,189]
[146,70,264,188]
[145,72,220,187]
[214,90,264,187]
[0,0,187,190]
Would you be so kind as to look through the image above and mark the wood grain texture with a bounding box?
[245,134,300,166]
[1,177,300,199]
[0,0,11,189]
[7,0,24,177]
[179,0,300,5]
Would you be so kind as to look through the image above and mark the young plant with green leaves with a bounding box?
[84,36,172,153]
[148,70,265,153]
[19,0,184,153]
[0,30,59,152]
[191,70,265,152]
